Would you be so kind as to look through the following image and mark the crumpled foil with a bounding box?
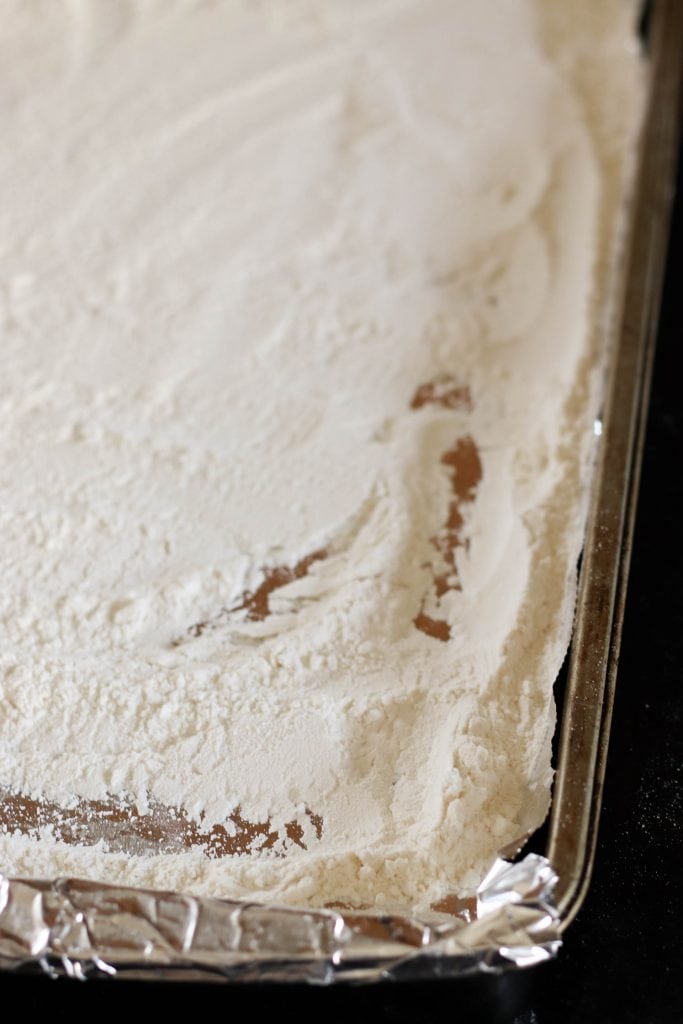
[0,853,560,983]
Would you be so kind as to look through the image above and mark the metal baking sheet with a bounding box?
[1,0,681,983]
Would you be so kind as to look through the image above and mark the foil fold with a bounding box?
[0,853,560,983]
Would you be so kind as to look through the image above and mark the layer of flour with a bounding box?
[0,1,643,910]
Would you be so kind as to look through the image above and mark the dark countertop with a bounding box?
[2,147,681,1024]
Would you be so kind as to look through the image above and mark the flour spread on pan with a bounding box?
[0,1,643,910]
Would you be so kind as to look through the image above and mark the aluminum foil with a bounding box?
[0,853,559,983]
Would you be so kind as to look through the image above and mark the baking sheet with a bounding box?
[1,0,681,983]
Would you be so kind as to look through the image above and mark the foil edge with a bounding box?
[0,853,560,984]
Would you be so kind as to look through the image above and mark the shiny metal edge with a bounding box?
[547,0,683,928]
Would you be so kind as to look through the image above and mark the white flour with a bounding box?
[0,0,643,910]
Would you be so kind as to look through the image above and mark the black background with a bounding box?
[1,150,681,1024]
